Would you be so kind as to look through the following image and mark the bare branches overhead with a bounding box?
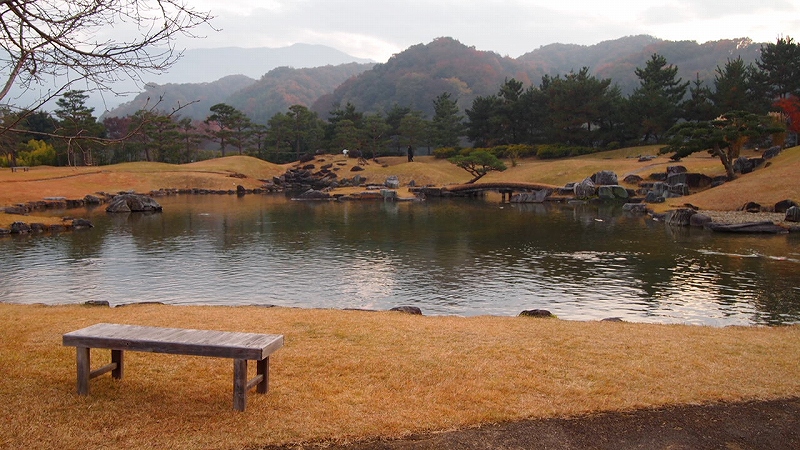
[0,0,215,106]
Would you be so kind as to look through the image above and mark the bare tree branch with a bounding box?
[0,0,215,108]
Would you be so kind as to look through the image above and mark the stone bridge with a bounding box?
[412,182,560,202]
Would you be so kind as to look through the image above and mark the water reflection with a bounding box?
[1,195,798,325]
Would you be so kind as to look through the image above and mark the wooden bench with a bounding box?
[10,166,30,172]
[62,323,284,411]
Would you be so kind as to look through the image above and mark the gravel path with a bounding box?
[698,210,787,225]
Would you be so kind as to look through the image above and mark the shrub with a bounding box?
[433,147,459,159]
[536,144,596,159]
[16,139,57,166]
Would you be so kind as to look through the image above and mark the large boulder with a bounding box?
[510,190,549,203]
[666,172,687,186]
[611,185,629,199]
[786,206,800,223]
[739,202,762,213]
[384,175,400,189]
[664,209,696,226]
[762,146,782,160]
[105,194,163,213]
[623,174,643,184]
[666,165,687,175]
[10,222,31,234]
[297,189,330,200]
[734,156,755,174]
[597,185,615,200]
[689,213,713,227]
[622,203,648,214]
[573,177,596,199]
[592,170,618,186]
[685,173,713,188]
[775,200,799,213]
[390,306,422,315]
[519,309,555,318]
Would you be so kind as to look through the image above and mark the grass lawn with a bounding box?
[1,303,799,449]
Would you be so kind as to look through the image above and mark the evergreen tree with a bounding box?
[497,78,525,144]
[53,90,105,166]
[362,114,390,158]
[628,54,689,143]
[398,111,430,149]
[431,92,464,148]
[539,67,613,146]
[712,57,761,115]
[684,74,716,122]
[465,95,502,147]
[755,36,800,100]
[204,103,250,157]
[268,105,323,162]
[662,111,785,180]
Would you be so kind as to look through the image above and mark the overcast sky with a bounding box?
[179,0,799,61]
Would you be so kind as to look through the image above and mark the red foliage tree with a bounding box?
[774,96,800,134]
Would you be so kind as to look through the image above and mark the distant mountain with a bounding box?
[145,44,375,85]
[102,75,257,120]
[227,63,374,124]
[93,43,374,114]
[103,63,374,122]
[312,37,536,118]
[519,35,764,95]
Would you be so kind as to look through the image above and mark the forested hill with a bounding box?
[317,36,766,118]
[226,63,374,124]
[519,35,764,96]
[312,37,535,119]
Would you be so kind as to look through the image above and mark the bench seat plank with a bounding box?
[63,323,283,360]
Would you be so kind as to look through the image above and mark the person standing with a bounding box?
[407,145,414,162]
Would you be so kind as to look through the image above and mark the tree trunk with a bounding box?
[467,173,486,184]
[713,145,736,180]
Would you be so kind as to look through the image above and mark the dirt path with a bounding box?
[263,398,800,450]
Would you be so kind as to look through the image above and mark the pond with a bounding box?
[2,195,799,326]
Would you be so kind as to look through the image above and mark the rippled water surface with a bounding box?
[2,195,799,325]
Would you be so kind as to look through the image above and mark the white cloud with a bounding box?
[176,0,800,61]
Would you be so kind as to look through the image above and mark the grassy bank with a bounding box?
[3,146,799,224]
[1,303,799,449]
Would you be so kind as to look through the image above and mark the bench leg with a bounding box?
[233,359,248,411]
[76,347,90,395]
[256,357,269,394]
[111,350,124,379]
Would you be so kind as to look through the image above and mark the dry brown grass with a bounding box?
[1,303,799,449]
[0,156,287,207]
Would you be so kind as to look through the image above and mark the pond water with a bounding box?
[2,195,799,326]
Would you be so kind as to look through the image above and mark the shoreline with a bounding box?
[3,298,794,328]
[2,187,797,234]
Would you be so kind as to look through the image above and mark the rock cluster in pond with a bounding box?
[657,199,800,234]
[0,218,94,235]
[563,171,634,202]
[106,194,163,213]
[268,160,376,193]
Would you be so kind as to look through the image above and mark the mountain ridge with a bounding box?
[103,35,770,122]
